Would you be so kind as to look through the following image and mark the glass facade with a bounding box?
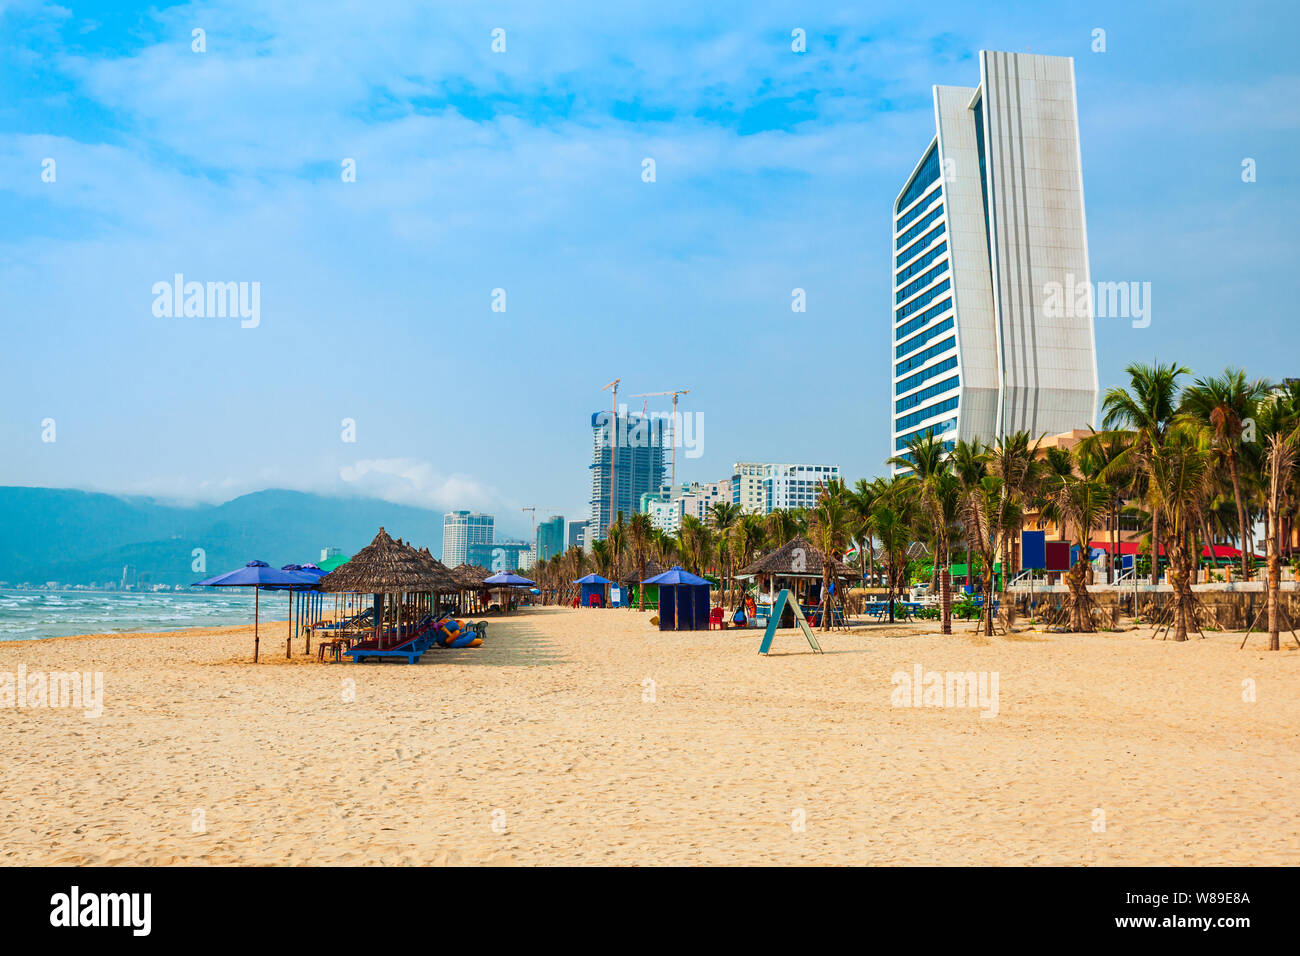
[892,137,959,463]
[895,357,959,395]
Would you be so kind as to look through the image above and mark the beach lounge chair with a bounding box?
[346,614,438,664]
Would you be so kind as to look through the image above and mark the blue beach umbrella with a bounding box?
[193,560,318,662]
[482,571,535,615]
[280,564,327,655]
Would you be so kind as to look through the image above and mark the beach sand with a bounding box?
[1,606,1296,866]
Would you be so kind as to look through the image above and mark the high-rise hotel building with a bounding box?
[891,51,1098,471]
[587,408,666,542]
[442,510,494,566]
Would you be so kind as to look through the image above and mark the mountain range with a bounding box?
[0,487,446,586]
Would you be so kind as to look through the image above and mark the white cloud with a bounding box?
[338,458,502,512]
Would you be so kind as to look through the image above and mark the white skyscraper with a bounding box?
[891,50,1098,471]
[442,511,494,566]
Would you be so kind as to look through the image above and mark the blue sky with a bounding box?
[2,0,1297,540]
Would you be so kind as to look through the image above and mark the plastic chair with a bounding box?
[708,607,724,629]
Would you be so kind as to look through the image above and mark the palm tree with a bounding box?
[809,479,854,631]
[1039,446,1110,631]
[989,430,1042,605]
[707,501,742,531]
[1077,428,1134,584]
[1144,426,1214,641]
[888,433,957,635]
[1100,360,1190,584]
[676,515,714,577]
[765,508,801,549]
[589,539,614,580]
[1179,368,1272,580]
[707,501,743,602]
[953,438,1007,635]
[849,477,888,586]
[650,528,678,570]
[628,512,653,610]
[870,477,916,623]
[606,511,628,586]
[1255,384,1300,650]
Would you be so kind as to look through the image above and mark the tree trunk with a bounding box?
[888,561,896,623]
[1170,540,1189,642]
[982,557,994,637]
[821,568,831,632]
[1228,454,1250,582]
[1110,505,1120,585]
[1150,511,1161,585]
[1268,444,1282,651]
[939,539,952,636]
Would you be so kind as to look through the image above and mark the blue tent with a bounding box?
[193,560,319,662]
[573,572,612,608]
[643,566,711,631]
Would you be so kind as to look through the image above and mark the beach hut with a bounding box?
[736,536,858,626]
[573,572,612,608]
[643,566,711,631]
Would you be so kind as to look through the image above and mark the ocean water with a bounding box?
[0,588,269,641]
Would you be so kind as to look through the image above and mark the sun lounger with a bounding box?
[346,615,438,664]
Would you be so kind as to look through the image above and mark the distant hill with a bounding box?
[0,487,446,586]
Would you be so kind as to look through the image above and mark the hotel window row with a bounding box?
[892,134,958,463]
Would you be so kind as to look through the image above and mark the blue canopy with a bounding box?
[483,571,535,586]
[642,565,709,586]
[193,560,317,588]
[190,560,317,663]
[573,573,613,585]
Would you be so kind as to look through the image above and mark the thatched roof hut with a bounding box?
[451,563,491,589]
[736,536,857,580]
[316,527,449,593]
[415,546,458,592]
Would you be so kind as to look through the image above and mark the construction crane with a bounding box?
[630,388,690,491]
[601,379,620,536]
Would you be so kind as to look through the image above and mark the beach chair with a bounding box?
[708,606,724,630]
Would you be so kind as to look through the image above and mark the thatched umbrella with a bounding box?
[451,563,491,613]
[316,527,448,648]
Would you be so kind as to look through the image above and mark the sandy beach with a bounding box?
[1,607,1296,866]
